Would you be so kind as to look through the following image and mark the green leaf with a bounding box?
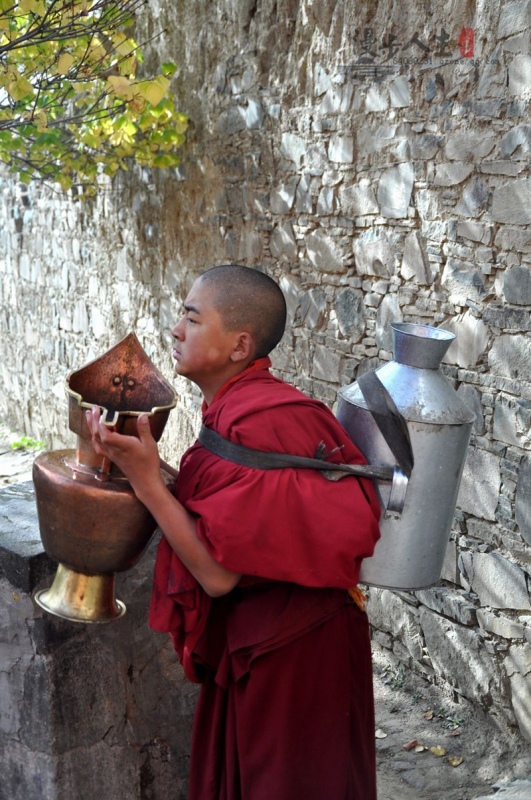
[161,62,177,77]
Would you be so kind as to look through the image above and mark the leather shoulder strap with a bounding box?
[198,425,394,482]
[356,370,414,478]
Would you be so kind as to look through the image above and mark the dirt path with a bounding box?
[373,647,531,800]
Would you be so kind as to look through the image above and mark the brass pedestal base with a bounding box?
[34,563,126,623]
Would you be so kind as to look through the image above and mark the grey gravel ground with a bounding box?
[1,424,530,800]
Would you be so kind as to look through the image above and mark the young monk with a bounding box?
[87,264,381,800]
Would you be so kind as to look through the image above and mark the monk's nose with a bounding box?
[172,318,185,340]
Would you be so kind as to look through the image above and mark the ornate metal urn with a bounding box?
[337,323,475,591]
[33,333,177,623]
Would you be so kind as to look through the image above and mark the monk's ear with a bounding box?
[230,331,254,363]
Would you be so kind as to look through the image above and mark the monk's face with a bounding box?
[171,278,247,396]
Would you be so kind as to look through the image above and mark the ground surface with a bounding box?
[373,648,531,800]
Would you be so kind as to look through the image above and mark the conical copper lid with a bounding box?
[66,332,177,439]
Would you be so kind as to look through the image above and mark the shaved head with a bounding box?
[199,264,287,358]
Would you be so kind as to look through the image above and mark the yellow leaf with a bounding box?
[19,0,45,14]
[35,109,47,130]
[448,757,463,767]
[107,75,134,101]
[7,75,34,101]
[56,53,74,75]
[135,76,169,107]
[430,746,447,757]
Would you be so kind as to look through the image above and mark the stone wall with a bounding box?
[0,483,195,800]
[0,0,530,745]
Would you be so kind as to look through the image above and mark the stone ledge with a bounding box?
[0,481,55,593]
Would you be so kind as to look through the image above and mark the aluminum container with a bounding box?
[337,323,475,590]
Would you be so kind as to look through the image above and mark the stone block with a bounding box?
[504,266,531,305]
[498,0,531,37]
[280,132,306,165]
[410,134,442,160]
[366,589,424,662]
[515,455,531,545]
[338,181,378,217]
[441,259,486,305]
[501,125,531,158]
[492,178,531,225]
[475,779,531,800]
[456,177,490,217]
[504,644,531,742]
[489,335,531,382]
[441,311,489,368]
[415,586,478,627]
[508,55,531,97]
[313,62,332,96]
[444,131,496,162]
[493,394,531,448]
[245,98,263,129]
[480,161,525,176]
[237,227,262,263]
[457,384,485,435]
[477,609,525,640]
[270,182,296,214]
[328,134,353,163]
[457,221,492,244]
[300,287,327,330]
[306,229,346,273]
[310,343,342,383]
[376,294,403,351]
[495,226,531,253]
[279,275,301,326]
[433,163,474,186]
[418,606,501,704]
[459,552,531,611]
[334,288,366,340]
[389,76,410,108]
[364,85,388,112]
[400,231,432,284]
[377,163,414,219]
[353,228,400,278]
[296,172,313,213]
[317,186,335,215]
[270,221,298,260]
[458,447,501,521]
[441,538,459,584]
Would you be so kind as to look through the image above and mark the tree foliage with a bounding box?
[0,0,187,193]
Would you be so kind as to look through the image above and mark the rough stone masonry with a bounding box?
[0,0,530,757]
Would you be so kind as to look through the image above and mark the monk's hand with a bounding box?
[85,407,163,497]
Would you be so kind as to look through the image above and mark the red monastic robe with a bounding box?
[149,358,381,800]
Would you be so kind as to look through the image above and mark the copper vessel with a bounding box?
[33,333,177,623]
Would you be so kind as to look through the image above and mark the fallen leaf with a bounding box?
[449,757,463,767]
[414,745,428,753]
[375,729,388,739]
[430,746,447,757]
[424,710,434,720]
[449,729,461,737]
[403,740,418,751]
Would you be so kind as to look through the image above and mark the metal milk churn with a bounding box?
[336,322,475,590]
